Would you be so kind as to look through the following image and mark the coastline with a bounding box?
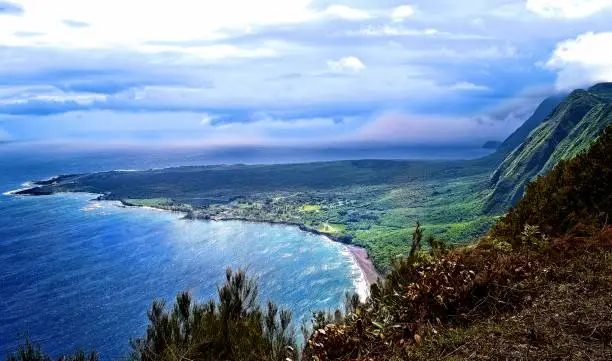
[123,200,381,300]
[346,245,380,287]
[6,185,381,300]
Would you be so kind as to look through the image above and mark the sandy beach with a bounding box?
[347,245,381,287]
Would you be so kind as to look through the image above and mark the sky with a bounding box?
[1,0,612,149]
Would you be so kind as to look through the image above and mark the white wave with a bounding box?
[344,246,370,302]
[81,203,103,212]
[3,187,34,196]
[317,234,370,302]
[139,206,166,212]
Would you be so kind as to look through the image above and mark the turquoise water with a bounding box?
[0,151,364,359]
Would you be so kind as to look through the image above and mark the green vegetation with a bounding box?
[122,198,193,212]
[300,205,321,212]
[492,125,612,241]
[541,103,612,172]
[305,125,612,360]
[131,268,297,361]
[486,94,563,161]
[487,83,612,212]
[6,340,98,361]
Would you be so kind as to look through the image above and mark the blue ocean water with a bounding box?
[0,145,493,359]
[0,150,365,360]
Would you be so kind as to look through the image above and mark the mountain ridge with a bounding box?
[486,83,612,213]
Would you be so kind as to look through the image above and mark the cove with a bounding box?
[0,192,364,360]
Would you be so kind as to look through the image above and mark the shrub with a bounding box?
[131,267,297,361]
[5,339,98,361]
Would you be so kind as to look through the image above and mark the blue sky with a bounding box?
[1,0,612,148]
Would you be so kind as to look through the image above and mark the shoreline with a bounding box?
[6,185,381,299]
[346,245,380,287]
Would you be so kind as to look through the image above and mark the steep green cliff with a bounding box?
[486,83,612,213]
[494,95,564,158]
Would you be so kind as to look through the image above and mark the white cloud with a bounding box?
[138,44,278,60]
[449,82,490,91]
[326,56,366,72]
[546,32,612,89]
[353,25,490,40]
[0,87,106,105]
[357,25,438,36]
[526,0,612,18]
[391,5,416,22]
[349,111,514,144]
[200,113,220,125]
[0,0,372,60]
[323,5,371,20]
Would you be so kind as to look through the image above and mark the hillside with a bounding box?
[486,83,612,213]
[305,125,612,361]
[490,95,564,160]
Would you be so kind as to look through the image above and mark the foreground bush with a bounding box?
[305,225,612,360]
[5,340,97,361]
[131,267,297,361]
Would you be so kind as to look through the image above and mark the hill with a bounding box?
[491,95,564,160]
[486,83,612,213]
[305,125,612,361]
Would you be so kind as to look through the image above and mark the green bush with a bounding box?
[131,267,297,361]
[5,339,97,361]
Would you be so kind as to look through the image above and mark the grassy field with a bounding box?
[26,159,497,271]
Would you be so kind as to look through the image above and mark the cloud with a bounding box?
[200,113,220,125]
[546,32,612,90]
[449,81,491,91]
[323,5,371,20]
[526,0,612,19]
[62,19,89,28]
[391,5,416,22]
[3,109,359,147]
[0,1,23,15]
[356,25,439,37]
[0,0,370,55]
[326,56,366,72]
[349,111,517,145]
[2,0,607,147]
[14,31,44,37]
[352,25,488,40]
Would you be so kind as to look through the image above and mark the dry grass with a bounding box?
[306,227,612,361]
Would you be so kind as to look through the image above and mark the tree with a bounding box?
[409,222,424,257]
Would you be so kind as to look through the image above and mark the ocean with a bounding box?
[0,145,493,359]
